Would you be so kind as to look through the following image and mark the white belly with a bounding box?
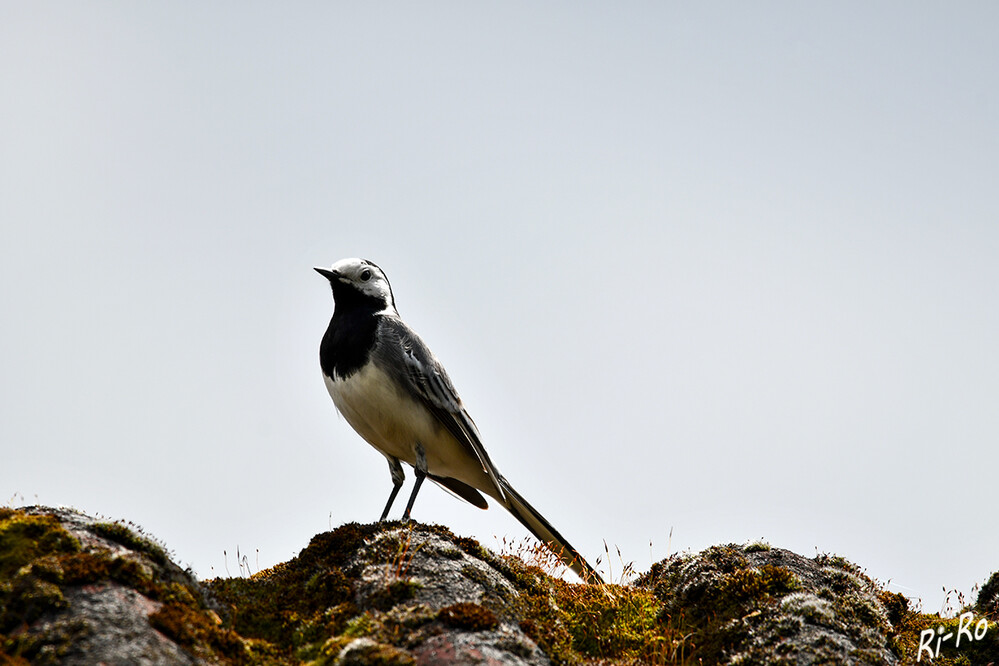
[324,363,491,490]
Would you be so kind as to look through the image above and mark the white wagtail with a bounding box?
[315,258,600,583]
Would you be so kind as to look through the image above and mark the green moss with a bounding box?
[343,613,375,638]
[0,512,81,579]
[289,602,363,662]
[304,569,351,607]
[640,544,757,627]
[0,512,83,635]
[0,570,68,632]
[89,521,170,566]
[308,635,355,665]
[451,534,493,563]
[366,579,422,612]
[559,584,665,660]
[509,567,673,665]
[715,564,800,616]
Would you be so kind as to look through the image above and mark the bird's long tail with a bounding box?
[497,477,602,583]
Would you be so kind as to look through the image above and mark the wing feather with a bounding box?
[376,317,506,501]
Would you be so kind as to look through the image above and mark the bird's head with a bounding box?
[315,258,397,314]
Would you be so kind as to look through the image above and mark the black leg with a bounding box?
[380,457,405,522]
[402,443,427,522]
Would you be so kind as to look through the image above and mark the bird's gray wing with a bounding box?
[376,316,506,502]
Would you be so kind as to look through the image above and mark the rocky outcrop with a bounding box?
[2,506,996,665]
[636,543,898,664]
[0,506,240,664]
[205,521,551,665]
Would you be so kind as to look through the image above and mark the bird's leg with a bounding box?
[402,443,427,522]
[380,457,405,522]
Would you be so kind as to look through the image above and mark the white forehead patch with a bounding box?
[327,257,397,314]
[330,257,368,276]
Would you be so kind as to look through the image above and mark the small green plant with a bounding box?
[744,539,772,553]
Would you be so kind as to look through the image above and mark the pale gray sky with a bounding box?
[2,3,997,612]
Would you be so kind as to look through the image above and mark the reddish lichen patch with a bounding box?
[437,603,498,632]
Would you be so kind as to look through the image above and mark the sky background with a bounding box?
[2,3,997,613]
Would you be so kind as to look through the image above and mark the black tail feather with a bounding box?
[498,477,602,583]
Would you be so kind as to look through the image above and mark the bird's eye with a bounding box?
[360,269,372,282]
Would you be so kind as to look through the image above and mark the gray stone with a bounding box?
[337,526,550,666]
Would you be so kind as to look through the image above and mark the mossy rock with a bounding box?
[0,507,247,664]
[5,507,995,666]
[636,545,897,664]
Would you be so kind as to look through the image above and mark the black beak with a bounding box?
[314,267,338,281]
